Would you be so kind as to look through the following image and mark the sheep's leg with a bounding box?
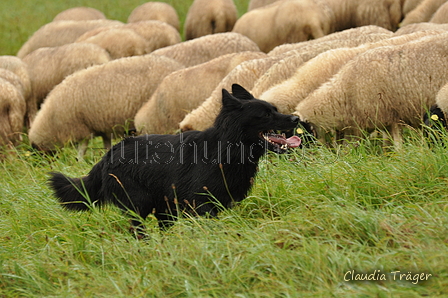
[26,97,38,128]
[341,127,363,144]
[381,129,397,149]
[390,123,403,150]
[381,130,391,147]
[77,138,89,160]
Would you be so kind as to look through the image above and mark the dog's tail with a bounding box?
[48,164,103,211]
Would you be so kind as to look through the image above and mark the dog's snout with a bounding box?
[289,116,299,123]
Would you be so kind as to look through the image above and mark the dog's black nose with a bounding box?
[289,116,299,123]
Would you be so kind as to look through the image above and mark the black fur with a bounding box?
[423,104,448,145]
[48,84,299,230]
[423,105,447,129]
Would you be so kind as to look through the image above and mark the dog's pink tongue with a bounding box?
[286,136,301,148]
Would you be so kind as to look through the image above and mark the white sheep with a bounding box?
[250,52,307,97]
[184,0,238,40]
[250,28,393,96]
[429,1,448,23]
[150,32,261,67]
[17,19,123,58]
[76,28,149,59]
[248,0,279,10]
[394,22,448,34]
[134,51,266,134]
[22,43,111,110]
[28,55,183,157]
[127,2,180,31]
[123,21,181,51]
[268,25,393,57]
[400,0,447,26]
[174,27,393,132]
[326,0,402,31]
[260,30,445,114]
[0,78,26,146]
[261,47,363,114]
[0,69,26,97]
[75,21,181,54]
[403,0,424,16]
[179,55,280,132]
[53,7,106,21]
[255,28,391,95]
[232,0,336,53]
[0,56,32,127]
[294,33,448,147]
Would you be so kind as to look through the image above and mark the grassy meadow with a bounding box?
[1,0,448,297]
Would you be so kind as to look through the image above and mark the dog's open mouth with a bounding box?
[260,131,301,153]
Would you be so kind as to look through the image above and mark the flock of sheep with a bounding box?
[1,0,448,156]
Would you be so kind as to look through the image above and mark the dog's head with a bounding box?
[423,104,448,144]
[423,104,447,129]
[217,84,301,153]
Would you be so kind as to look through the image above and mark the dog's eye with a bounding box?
[265,112,271,118]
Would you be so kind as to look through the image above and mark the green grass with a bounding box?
[1,131,447,297]
[1,1,447,296]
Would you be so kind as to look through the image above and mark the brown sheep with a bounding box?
[134,51,266,134]
[127,2,180,31]
[184,0,238,40]
[233,0,336,53]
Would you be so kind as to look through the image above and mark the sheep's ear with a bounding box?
[222,88,243,109]
[231,84,254,100]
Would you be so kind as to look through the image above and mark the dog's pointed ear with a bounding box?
[231,84,254,100]
[222,88,243,109]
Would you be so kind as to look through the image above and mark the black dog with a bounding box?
[49,84,301,230]
[423,104,448,145]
